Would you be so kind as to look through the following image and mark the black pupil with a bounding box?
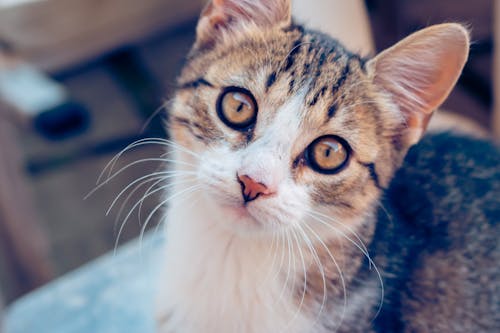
[236,102,244,112]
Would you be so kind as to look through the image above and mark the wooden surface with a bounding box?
[0,108,54,298]
[0,0,204,72]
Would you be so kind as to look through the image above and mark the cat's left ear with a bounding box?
[194,0,291,49]
[367,23,470,147]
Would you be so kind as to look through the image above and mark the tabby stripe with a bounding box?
[284,36,304,72]
[172,116,191,127]
[360,162,383,190]
[302,62,311,77]
[314,51,327,79]
[309,86,327,107]
[327,103,338,119]
[288,70,296,94]
[172,116,207,143]
[307,37,317,54]
[266,71,277,90]
[332,62,350,94]
[335,201,355,209]
[179,78,213,90]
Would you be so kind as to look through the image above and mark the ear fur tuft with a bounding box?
[195,0,291,49]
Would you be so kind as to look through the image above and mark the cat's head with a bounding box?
[168,0,469,236]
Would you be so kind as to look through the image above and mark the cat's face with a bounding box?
[168,0,469,236]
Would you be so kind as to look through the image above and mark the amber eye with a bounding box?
[216,87,258,130]
[305,136,350,174]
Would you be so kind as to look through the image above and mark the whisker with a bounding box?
[113,176,166,233]
[307,210,369,256]
[277,41,313,74]
[140,99,173,134]
[302,222,347,332]
[86,159,196,200]
[270,228,288,305]
[106,171,194,216]
[306,212,385,321]
[110,154,171,230]
[149,192,203,257]
[114,178,197,253]
[293,223,328,330]
[276,229,294,305]
[139,183,203,247]
[96,137,200,185]
[137,177,172,222]
[262,229,279,284]
[283,227,308,331]
[97,138,169,184]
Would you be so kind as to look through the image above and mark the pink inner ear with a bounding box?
[370,24,469,146]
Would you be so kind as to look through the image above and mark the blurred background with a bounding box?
[0,0,497,306]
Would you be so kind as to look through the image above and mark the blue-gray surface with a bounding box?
[5,233,164,333]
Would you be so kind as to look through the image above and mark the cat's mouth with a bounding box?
[219,202,260,225]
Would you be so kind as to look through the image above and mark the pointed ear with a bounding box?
[367,23,470,147]
[194,0,291,49]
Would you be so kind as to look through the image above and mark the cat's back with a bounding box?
[386,132,500,332]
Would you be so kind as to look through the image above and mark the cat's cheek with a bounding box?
[196,148,243,200]
[169,122,206,154]
[249,184,310,229]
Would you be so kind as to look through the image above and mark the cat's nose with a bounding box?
[237,174,272,203]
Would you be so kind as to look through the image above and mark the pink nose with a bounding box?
[237,174,272,203]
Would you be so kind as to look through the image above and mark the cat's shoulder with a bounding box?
[391,132,500,207]
[386,131,499,247]
[382,133,500,332]
[404,132,499,176]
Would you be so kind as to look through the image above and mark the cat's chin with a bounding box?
[214,202,278,236]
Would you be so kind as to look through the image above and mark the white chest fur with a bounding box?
[156,194,312,333]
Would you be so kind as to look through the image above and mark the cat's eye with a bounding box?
[216,87,257,130]
[305,136,350,174]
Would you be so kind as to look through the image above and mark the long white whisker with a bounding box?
[307,210,369,257]
[114,178,197,253]
[283,227,308,332]
[294,223,328,330]
[276,229,294,306]
[262,230,279,284]
[113,176,166,233]
[98,138,170,184]
[302,222,347,332]
[139,183,203,245]
[151,192,202,251]
[277,41,313,73]
[272,229,287,285]
[106,171,194,215]
[96,137,200,185]
[137,177,170,222]
[306,212,384,319]
[140,100,172,133]
[86,159,196,200]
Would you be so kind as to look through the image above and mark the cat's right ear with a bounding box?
[367,23,469,148]
[194,0,291,50]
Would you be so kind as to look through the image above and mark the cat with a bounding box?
[155,0,499,332]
